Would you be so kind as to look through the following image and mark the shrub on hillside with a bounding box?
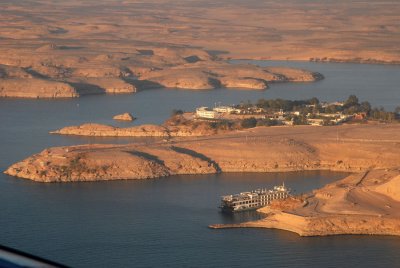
[241,117,257,128]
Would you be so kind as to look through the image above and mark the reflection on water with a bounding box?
[1,171,348,267]
[1,61,400,267]
[219,210,264,224]
[233,60,400,111]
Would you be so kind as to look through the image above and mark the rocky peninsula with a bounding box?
[210,169,400,237]
[50,119,220,137]
[0,54,322,98]
[5,124,400,182]
[7,120,400,236]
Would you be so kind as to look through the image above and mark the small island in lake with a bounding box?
[4,96,400,237]
[113,113,136,121]
[50,95,400,137]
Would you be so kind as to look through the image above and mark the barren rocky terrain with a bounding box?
[0,50,322,98]
[1,0,398,62]
[2,0,400,237]
[5,123,400,182]
[1,0,398,98]
[50,117,226,137]
[6,120,400,236]
[210,169,400,237]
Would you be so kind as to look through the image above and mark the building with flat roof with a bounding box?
[196,107,218,119]
[213,105,241,114]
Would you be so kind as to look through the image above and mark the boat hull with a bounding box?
[220,204,264,213]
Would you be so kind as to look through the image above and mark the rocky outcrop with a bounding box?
[373,174,400,202]
[50,123,171,137]
[4,144,219,182]
[265,67,324,82]
[5,123,400,183]
[0,78,79,98]
[113,113,135,121]
[210,211,400,237]
[0,32,324,98]
[50,119,222,137]
[141,69,218,90]
[219,77,268,90]
[139,63,323,90]
[0,57,322,97]
[71,78,136,94]
[0,64,32,78]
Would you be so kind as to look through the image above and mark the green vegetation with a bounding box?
[171,109,184,116]
[246,95,399,122]
[370,107,397,121]
[167,96,398,132]
[209,120,235,130]
[254,98,317,112]
[292,115,308,126]
[241,118,257,128]
[256,118,279,127]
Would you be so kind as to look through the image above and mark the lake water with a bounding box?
[235,60,400,112]
[1,61,400,267]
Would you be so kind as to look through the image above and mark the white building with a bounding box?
[321,101,345,108]
[196,107,218,119]
[213,105,241,114]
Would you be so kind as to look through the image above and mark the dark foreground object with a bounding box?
[0,245,68,268]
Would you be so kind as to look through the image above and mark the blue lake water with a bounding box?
[0,61,400,267]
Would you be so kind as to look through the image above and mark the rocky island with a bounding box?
[113,113,136,121]
[50,95,400,137]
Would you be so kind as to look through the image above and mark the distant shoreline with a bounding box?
[229,58,400,66]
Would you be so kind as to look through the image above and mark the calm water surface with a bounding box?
[1,61,400,267]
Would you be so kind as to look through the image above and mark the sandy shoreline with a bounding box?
[5,123,400,181]
[210,169,400,237]
[5,123,400,236]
